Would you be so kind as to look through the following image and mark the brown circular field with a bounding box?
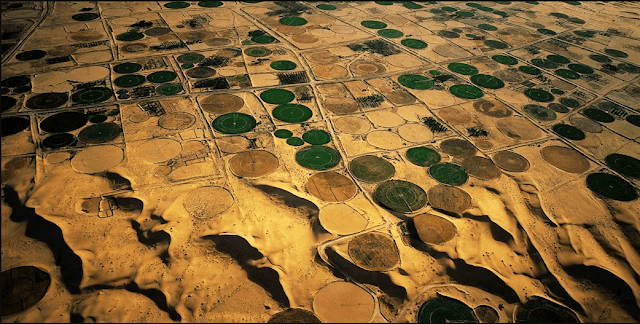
[350,61,386,76]
[307,50,339,64]
[277,25,306,35]
[1,266,51,317]
[475,305,499,323]
[183,186,234,219]
[347,232,400,271]
[216,136,250,154]
[437,107,473,124]
[462,156,502,180]
[569,115,602,133]
[473,98,513,118]
[492,151,530,172]
[495,117,542,141]
[427,184,472,214]
[137,138,182,163]
[386,90,415,105]
[292,34,318,43]
[306,171,357,202]
[201,94,245,114]
[540,146,591,174]
[313,64,349,79]
[324,97,359,115]
[268,308,321,323]
[440,138,477,158]
[203,37,231,46]
[158,112,196,130]
[229,150,279,178]
[412,213,457,244]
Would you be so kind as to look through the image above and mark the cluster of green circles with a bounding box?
[449,84,484,99]
[260,89,295,104]
[279,16,307,26]
[270,60,297,71]
[401,39,428,49]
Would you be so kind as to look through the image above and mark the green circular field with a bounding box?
[286,137,304,146]
[113,62,142,74]
[404,2,423,9]
[442,6,457,12]
[548,103,569,113]
[156,83,183,95]
[583,108,614,123]
[537,28,556,35]
[456,11,474,17]
[559,98,580,108]
[484,40,509,49]
[316,4,337,10]
[146,71,178,83]
[604,48,628,58]
[42,133,77,149]
[374,180,427,213]
[251,35,276,44]
[244,46,272,57]
[531,58,558,69]
[551,89,565,95]
[361,20,387,29]
[547,54,570,64]
[164,1,190,8]
[417,297,477,323]
[449,84,484,99]
[378,29,404,38]
[272,104,313,123]
[574,30,595,37]
[77,122,121,144]
[401,39,428,49]
[72,13,99,21]
[553,124,586,140]
[349,155,395,182]
[2,76,30,88]
[555,69,581,79]
[116,31,144,42]
[515,299,579,323]
[114,74,146,88]
[295,146,341,170]
[429,163,469,186]
[470,74,505,89]
[618,63,640,74]
[492,55,518,65]
[302,129,331,145]
[627,115,640,127]
[198,1,223,7]
[448,63,479,75]
[212,112,257,134]
[274,129,293,138]
[260,89,295,104]
[524,88,555,102]
[398,74,434,90]
[406,147,441,167]
[568,63,594,74]
[40,112,88,133]
[71,87,113,105]
[588,54,611,63]
[605,154,640,179]
[177,53,204,63]
[270,60,297,70]
[519,65,542,75]
[586,173,638,201]
[523,104,557,121]
[279,16,308,26]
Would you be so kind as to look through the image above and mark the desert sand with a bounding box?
[2,1,640,323]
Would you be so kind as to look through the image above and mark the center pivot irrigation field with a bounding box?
[2,1,640,323]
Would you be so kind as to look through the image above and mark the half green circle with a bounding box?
[279,16,308,26]
[361,20,388,29]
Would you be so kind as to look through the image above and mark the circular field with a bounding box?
[429,163,469,186]
[398,124,434,143]
[137,138,182,163]
[547,54,570,64]
[260,89,295,104]
[25,93,68,109]
[519,65,542,75]
[201,94,244,114]
[2,76,30,88]
[313,281,374,323]
[605,154,640,179]
[186,67,216,79]
[496,117,542,140]
[77,122,121,144]
[555,69,580,80]
[524,88,555,102]
[212,112,256,134]
[492,151,530,172]
[316,4,337,10]
[440,138,477,158]
[270,60,297,70]
[462,156,502,180]
[1,266,51,318]
[586,173,638,201]
[244,46,272,57]
[570,115,602,133]
[287,137,304,146]
[71,145,124,173]
[549,103,569,113]
[417,296,477,323]
[588,54,611,63]
[349,155,395,183]
[412,213,457,244]
[146,71,177,83]
[274,129,293,138]
[427,184,472,214]
[627,115,640,127]
[361,20,387,29]
[378,29,404,38]
[268,309,321,323]
[296,146,340,171]
[113,62,142,74]
[114,74,146,88]
[604,48,628,58]
[334,116,370,134]
[514,298,580,323]
[217,136,249,154]
[42,133,77,149]
[272,104,313,123]
[523,104,557,121]
[72,12,99,21]
[472,98,512,118]
[116,31,144,42]
[537,28,556,35]
[406,146,441,167]
[540,145,590,173]
[183,186,234,219]
[553,124,586,140]
[398,74,434,90]
[318,204,368,235]
[402,38,428,49]
[158,112,196,130]
[177,53,205,64]
[484,40,509,49]
[531,58,558,69]
[492,55,518,65]
[39,111,88,133]
[375,180,427,213]
[348,232,400,271]
[559,98,580,108]
[302,129,331,145]
[583,108,614,123]
[252,35,276,44]
[306,171,357,202]
[280,16,307,26]
[229,150,279,178]
[16,50,46,61]
[448,63,479,75]
[471,74,505,89]
[449,84,484,99]
[568,63,594,74]
[145,27,171,37]
[198,1,223,7]
[1,117,30,137]
[152,83,180,96]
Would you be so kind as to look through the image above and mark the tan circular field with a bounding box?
[472,98,513,118]
[313,281,374,323]
[462,156,502,180]
[157,112,196,130]
[201,94,245,114]
[334,116,371,134]
[324,97,359,115]
[229,150,279,178]
[540,146,591,174]
[367,131,405,150]
[350,61,386,76]
[71,145,124,174]
[366,110,405,128]
[427,185,472,214]
[216,136,250,154]
[318,204,368,235]
[307,50,339,64]
[183,186,234,219]
[386,90,416,105]
[412,213,457,244]
[313,64,349,79]
[348,232,400,271]
[137,138,182,163]
[292,34,319,43]
[306,171,358,202]
[569,115,603,133]
[495,117,543,141]
[492,151,530,172]
[398,124,434,143]
[437,106,473,124]
[277,25,306,35]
